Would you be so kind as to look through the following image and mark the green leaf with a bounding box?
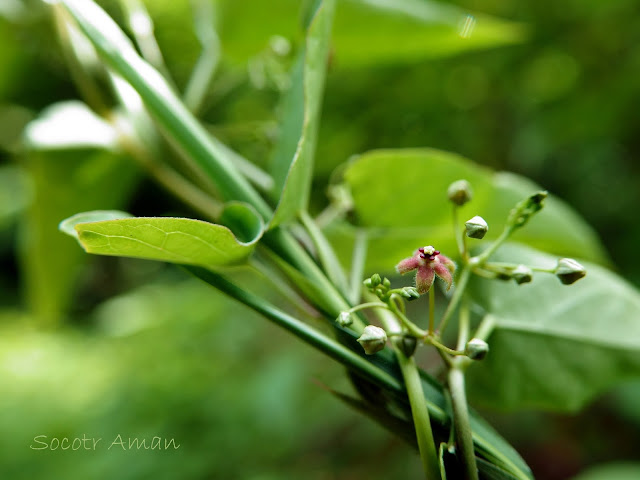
[216,0,525,67]
[269,0,335,228]
[58,0,271,219]
[22,101,118,150]
[466,243,640,412]
[59,210,133,238]
[64,203,264,268]
[570,463,640,480]
[332,0,526,68]
[332,148,605,272]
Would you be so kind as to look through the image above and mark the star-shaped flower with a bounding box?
[396,246,456,294]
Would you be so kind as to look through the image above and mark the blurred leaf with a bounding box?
[64,203,263,268]
[477,458,525,480]
[58,0,271,218]
[22,100,119,150]
[269,0,335,227]
[332,0,526,68]
[217,0,525,67]
[19,148,138,326]
[331,148,605,273]
[466,243,640,412]
[0,165,31,228]
[570,463,640,480]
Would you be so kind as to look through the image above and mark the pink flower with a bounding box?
[396,246,456,294]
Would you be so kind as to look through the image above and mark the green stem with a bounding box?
[401,353,442,480]
[428,287,435,335]
[187,266,402,393]
[119,0,176,89]
[348,230,368,304]
[426,338,466,357]
[456,300,470,351]
[473,225,514,266]
[347,302,389,314]
[436,267,471,336]
[448,364,478,480]
[473,315,496,342]
[184,0,220,114]
[114,125,222,221]
[388,302,428,338]
[299,210,349,293]
[376,309,440,480]
[452,205,468,262]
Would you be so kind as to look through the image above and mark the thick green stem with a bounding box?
[400,353,442,480]
[376,309,440,480]
[187,266,402,393]
[448,365,478,480]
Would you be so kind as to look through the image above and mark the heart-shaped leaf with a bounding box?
[466,243,640,412]
[331,148,605,273]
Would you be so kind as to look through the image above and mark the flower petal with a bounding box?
[415,265,435,293]
[434,262,453,290]
[439,254,456,273]
[396,256,420,274]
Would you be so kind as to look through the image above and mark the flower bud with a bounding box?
[370,273,382,287]
[383,277,391,288]
[400,286,420,300]
[465,216,488,239]
[337,311,353,327]
[396,335,418,357]
[465,338,489,360]
[555,258,586,285]
[512,265,533,285]
[508,191,547,229]
[357,325,388,355]
[448,180,473,206]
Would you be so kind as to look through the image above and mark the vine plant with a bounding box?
[23,0,639,478]
[339,183,585,479]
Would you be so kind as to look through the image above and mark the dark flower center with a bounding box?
[418,246,440,261]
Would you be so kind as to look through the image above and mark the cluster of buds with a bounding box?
[508,191,548,229]
[363,273,420,301]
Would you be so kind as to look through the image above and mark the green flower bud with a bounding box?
[383,277,391,288]
[337,311,353,327]
[465,338,489,360]
[447,179,473,206]
[400,286,420,300]
[396,335,418,357]
[370,273,382,287]
[357,325,388,355]
[363,278,373,289]
[508,191,547,229]
[465,216,488,239]
[512,265,533,285]
[555,258,586,285]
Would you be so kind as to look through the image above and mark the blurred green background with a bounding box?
[1,0,639,479]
